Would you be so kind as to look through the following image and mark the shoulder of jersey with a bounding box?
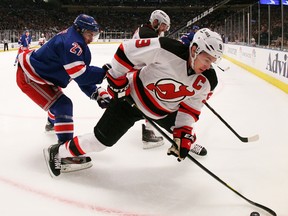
[138,26,158,38]
[159,37,189,61]
[202,68,218,91]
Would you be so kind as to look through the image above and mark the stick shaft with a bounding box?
[125,98,275,216]
[204,102,258,142]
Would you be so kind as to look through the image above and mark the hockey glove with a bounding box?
[106,73,130,99]
[91,87,111,109]
[167,127,196,162]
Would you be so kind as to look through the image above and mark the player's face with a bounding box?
[158,23,169,33]
[194,52,217,74]
[82,30,99,44]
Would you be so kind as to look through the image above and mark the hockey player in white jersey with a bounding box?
[44,28,224,177]
[132,9,171,149]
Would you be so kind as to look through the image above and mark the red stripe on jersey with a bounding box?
[114,44,134,71]
[66,64,85,77]
[180,102,201,115]
[133,72,171,117]
[179,102,200,122]
[114,54,134,71]
[22,51,49,84]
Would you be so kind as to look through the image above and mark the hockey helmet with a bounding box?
[73,14,100,33]
[190,28,223,60]
[149,10,170,31]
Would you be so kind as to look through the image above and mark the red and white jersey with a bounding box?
[110,37,218,129]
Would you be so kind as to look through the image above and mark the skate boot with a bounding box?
[190,143,207,156]
[43,143,62,177]
[142,124,164,149]
[43,143,93,177]
[45,119,54,132]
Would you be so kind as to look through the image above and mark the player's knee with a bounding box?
[57,95,73,110]
[52,95,73,115]
[94,126,116,147]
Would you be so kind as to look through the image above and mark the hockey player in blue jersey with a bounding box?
[16,14,111,154]
[14,30,32,66]
[180,25,200,46]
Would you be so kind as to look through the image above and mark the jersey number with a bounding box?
[135,39,151,48]
[70,42,83,56]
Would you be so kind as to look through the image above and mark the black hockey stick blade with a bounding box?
[204,102,259,143]
[124,97,275,216]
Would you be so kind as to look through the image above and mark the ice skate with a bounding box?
[61,156,92,173]
[190,143,207,156]
[43,143,93,177]
[43,143,62,177]
[142,124,164,149]
[45,119,54,132]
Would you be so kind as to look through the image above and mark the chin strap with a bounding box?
[189,52,197,71]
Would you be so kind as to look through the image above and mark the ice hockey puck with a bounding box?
[250,212,260,216]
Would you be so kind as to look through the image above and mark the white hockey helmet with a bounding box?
[149,10,170,31]
[190,28,223,60]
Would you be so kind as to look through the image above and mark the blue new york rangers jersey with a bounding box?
[18,34,31,48]
[180,32,196,47]
[18,26,105,97]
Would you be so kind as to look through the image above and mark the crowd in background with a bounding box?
[0,0,287,49]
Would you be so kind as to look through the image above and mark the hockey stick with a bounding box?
[124,97,276,216]
[204,102,259,142]
[217,65,230,72]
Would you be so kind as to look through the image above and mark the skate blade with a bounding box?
[61,162,93,173]
[142,140,164,149]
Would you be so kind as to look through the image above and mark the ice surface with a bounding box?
[0,44,287,216]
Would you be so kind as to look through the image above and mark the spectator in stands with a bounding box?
[251,38,256,47]
[260,25,269,46]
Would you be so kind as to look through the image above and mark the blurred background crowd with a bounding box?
[0,0,287,49]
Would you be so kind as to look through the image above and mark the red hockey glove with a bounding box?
[91,87,111,109]
[106,73,130,99]
[167,127,196,162]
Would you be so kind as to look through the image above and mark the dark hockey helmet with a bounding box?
[73,14,100,33]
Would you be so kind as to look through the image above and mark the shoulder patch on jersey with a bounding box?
[202,68,218,91]
[159,37,189,61]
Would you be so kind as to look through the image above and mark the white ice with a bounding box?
[0,44,287,216]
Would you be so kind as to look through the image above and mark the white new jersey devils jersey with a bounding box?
[109,37,218,129]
